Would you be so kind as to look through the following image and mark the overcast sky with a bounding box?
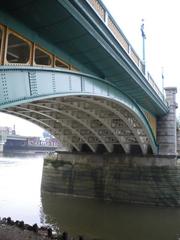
[103,0,180,103]
[0,0,179,136]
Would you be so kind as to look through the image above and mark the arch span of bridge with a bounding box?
[0,66,157,154]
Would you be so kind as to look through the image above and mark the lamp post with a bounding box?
[162,67,164,94]
[141,19,146,73]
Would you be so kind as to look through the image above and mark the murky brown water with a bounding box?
[0,153,180,240]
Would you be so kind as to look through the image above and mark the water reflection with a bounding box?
[1,153,180,240]
[42,192,180,240]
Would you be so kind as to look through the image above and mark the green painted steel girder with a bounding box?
[0,66,158,154]
[0,0,168,116]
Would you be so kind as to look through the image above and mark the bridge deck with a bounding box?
[0,0,168,116]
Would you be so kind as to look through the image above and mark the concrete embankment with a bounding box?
[41,152,180,207]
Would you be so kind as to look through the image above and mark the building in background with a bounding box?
[0,126,60,153]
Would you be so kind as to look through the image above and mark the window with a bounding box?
[55,58,69,69]
[7,33,30,64]
[35,47,51,65]
[0,28,2,58]
[0,26,5,63]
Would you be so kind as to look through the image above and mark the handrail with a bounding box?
[86,0,167,106]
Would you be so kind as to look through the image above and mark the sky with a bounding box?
[103,0,180,103]
[0,112,44,136]
[0,0,180,136]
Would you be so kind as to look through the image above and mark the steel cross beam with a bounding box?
[13,105,97,152]
[4,109,77,151]
[35,99,131,153]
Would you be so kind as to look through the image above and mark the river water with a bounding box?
[1,153,180,240]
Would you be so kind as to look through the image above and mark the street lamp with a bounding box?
[161,67,164,94]
[141,19,146,73]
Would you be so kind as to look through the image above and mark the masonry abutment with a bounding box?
[177,130,180,155]
[42,152,180,207]
[157,87,177,155]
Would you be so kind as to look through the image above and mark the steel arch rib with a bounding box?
[3,109,80,151]
[0,66,157,154]
[71,96,148,154]
[14,105,96,152]
[27,103,113,152]
[53,100,128,152]
[38,99,130,153]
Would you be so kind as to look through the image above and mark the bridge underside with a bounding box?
[1,95,154,155]
[0,67,157,155]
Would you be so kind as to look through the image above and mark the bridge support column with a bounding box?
[0,143,3,152]
[157,87,177,155]
[177,130,180,155]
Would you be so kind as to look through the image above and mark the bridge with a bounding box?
[0,0,177,156]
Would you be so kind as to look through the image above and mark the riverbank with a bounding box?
[0,217,90,240]
[0,218,53,240]
[0,224,50,240]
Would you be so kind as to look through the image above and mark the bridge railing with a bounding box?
[86,0,167,105]
[147,73,165,101]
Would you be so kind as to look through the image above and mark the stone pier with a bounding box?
[177,129,180,155]
[41,152,180,207]
[0,143,3,152]
[157,87,178,155]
